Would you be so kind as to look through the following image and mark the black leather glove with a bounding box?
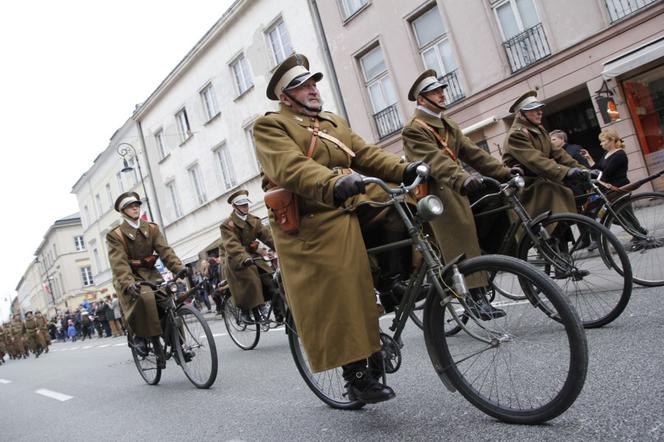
[463,175,486,193]
[566,167,587,181]
[403,161,426,185]
[125,283,141,300]
[242,257,254,267]
[333,172,365,205]
[509,166,524,177]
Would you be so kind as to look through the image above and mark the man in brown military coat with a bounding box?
[254,54,424,404]
[24,311,42,357]
[106,192,185,356]
[219,189,278,323]
[34,310,50,353]
[10,314,27,359]
[0,324,7,364]
[402,70,523,319]
[502,90,586,219]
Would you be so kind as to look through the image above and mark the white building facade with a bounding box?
[133,0,342,263]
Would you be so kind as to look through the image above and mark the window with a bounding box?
[188,164,207,206]
[127,158,139,185]
[74,235,85,251]
[116,172,125,193]
[266,18,293,65]
[214,143,237,190]
[413,8,456,76]
[231,53,253,96]
[95,194,103,217]
[166,181,183,219]
[93,247,100,273]
[359,45,401,139]
[175,108,192,143]
[200,83,219,121]
[105,183,113,210]
[494,0,539,40]
[244,124,261,172]
[604,0,660,22]
[155,129,169,159]
[340,0,368,19]
[81,266,94,286]
[83,205,91,226]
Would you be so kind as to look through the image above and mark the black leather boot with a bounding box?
[467,288,506,321]
[240,309,253,324]
[343,360,395,404]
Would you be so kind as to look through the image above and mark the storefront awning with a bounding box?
[602,36,664,79]
[462,116,497,135]
[173,230,220,265]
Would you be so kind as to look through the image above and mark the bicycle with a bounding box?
[284,166,588,424]
[576,169,664,287]
[128,270,218,389]
[470,174,632,328]
[222,255,287,350]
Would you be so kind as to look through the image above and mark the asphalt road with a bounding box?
[1,286,663,442]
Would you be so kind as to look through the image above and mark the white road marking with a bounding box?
[82,346,92,349]
[112,343,125,347]
[212,333,227,337]
[35,389,73,402]
[70,347,79,350]
[0,379,11,384]
[98,344,111,348]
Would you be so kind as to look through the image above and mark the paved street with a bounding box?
[1,287,663,442]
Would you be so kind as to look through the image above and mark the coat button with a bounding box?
[439,186,444,190]
[308,214,314,218]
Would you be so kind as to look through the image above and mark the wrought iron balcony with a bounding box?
[604,0,661,23]
[502,23,551,73]
[372,104,402,140]
[438,69,465,106]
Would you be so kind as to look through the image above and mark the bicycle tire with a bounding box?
[174,304,218,389]
[130,335,162,385]
[602,192,664,287]
[287,314,365,410]
[424,254,588,424]
[222,295,260,350]
[518,213,632,328]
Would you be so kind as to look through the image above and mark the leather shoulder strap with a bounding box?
[414,118,456,162]
[114,227,129,254]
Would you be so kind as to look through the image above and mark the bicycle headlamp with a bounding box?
[417,195,444,221]
[514,175,525,188]
[169,283,178,293]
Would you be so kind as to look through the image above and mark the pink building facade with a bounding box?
[315,0,664,191]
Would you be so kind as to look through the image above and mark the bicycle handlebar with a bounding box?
[361,163,429,195]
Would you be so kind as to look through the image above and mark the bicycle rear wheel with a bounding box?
[287,314,365,410]
[222,295,260,350]
[174,304,218,389]
[603,192,664,287]
[424,255,588,424]
[519,213,632,328]
[130,335,162,385]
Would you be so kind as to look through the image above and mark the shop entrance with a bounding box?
[543,87,603,163]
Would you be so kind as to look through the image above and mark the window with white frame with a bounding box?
[81,266,94,286]
[188,164,207,206]
[166,181,183,219]
[155,129,168,159]
[93,247,100,273]
[244,124,261,172]
[340,0,368,19]
[116,172,125,193]
[360,46,398,114]
[266,18,293,65]
[200,83,219,121]
[412,7,456,76]
[105,183,113,209]
[175,108,192,143]
[74,235,85,251]
[493,0,540,40]
[214,143,237,190]
[95,194,103,217]
[83,205,92,226]
[231,53,253,96]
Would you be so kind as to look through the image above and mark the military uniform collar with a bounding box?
[120,219,150,241]
[231,211,248,229]
[414,108,446,129]
[278,103,337,127]
[513,116,544,134]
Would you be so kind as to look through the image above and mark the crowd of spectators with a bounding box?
[49,293,125,342]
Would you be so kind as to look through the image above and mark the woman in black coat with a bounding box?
[582,128,629,187]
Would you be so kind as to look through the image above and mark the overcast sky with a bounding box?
[0,0,235,321]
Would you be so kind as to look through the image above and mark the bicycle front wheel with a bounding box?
[287,314,365,410]
[424,255,588,424]
[130,335,162,386]
[603,192,664,286]
[519,213,632,328]
[222,295,260,350]
[174,304,218,389]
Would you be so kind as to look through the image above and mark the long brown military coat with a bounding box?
[35,314,50,347]
[107,220,184,337]
[254,103,406,373]
[220,212,275,310]
[24,317,40,352]
[402,109,512,288]
[502,117,581,217]
[0,326,6,353]
[10,319,26,354]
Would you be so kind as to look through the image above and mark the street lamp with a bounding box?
[116,142,154,221]
[34,256,57,316]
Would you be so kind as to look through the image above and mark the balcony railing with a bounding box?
[438,69,465,106]
[502,23,551,73]
[604,0,661,22]
[373,104,402,140]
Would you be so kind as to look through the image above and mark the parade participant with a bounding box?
[502,90,586,218]
[402,70,522,320]
[106,191,186,357]
[24,311,42,357]
[10,314,27,359]
[254,53,423,404]
[0,324,7,364]
[219,190,280,323]
[34,310,51,353]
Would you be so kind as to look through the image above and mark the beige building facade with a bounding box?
[315,0,664,191]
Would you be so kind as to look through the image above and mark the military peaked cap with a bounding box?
[266,53,323,100]
[408,69,448,101]
[509,90,545,113]
[114,191,142,212]
[227,189,251,206]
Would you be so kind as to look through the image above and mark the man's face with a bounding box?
[122,202,141,220]
[550,134,564,148]
[419,87,446,111]
[522,108,544,125]
[281,78,322,112]
[234,204,249,215]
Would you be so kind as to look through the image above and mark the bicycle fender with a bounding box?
[526,211,552,230]
[422,324,457,393]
